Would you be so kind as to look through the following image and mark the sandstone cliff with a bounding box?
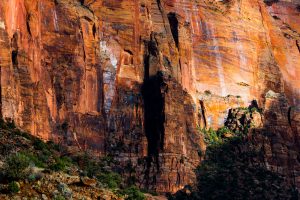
[0,0,299,193]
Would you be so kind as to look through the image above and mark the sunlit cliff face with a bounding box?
[0,0,299,193]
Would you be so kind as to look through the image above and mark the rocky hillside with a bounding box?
[0,120,153,200]
[0,0,299,194]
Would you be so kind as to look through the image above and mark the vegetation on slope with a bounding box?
[168,107,298,200]
[0,119,145,200]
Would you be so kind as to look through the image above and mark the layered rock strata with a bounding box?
[0,0,299,193]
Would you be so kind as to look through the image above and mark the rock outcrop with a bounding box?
[0,0,299,193]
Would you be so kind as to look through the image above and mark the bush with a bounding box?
[169,136,298,199]
[54,195,66,200]
[38,149,52,164]
[6,119,16,129]
[46,141,60,151]
[27,173,37,182]
[50,157,72,171]
[8,181,20,193]
[75,153,118,179]
[194,137,297,200]
[97,172,122,189]
[4,153,30,180]
[23,152,46,168]
[33,139,48,151]
[199,127,221,145]
[77,153,100,177]
[216,126,231,137]
[121,186,145,200]
[250,107,262,114]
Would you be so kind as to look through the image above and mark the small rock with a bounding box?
[81,176,97,187]
[41,194,48,200]
[65,175,81,184]
[52,189,60,196]
[265,90,280,99]
[57,183,73,199]
[12,196,22,200]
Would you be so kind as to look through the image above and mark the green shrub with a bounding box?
[14,129,33,140]
[4,153,30,180]
[46,141,60,151]
[38,149,52,164]
[50,157,72,171]
[216,126,231,137]
[199,127,221,145]
[121,186,145,200]
[23,152,46,168]
[0,119,6,129]
[75,153,117,178]
[250,107,262,114]
[8,181,20,193]
[194,137,297,200]
[6,119,16,129]
[54,195,66,200]
[33,139,48,151]
[97,172,122,189]
[78,154,100,177]
[27,173,37,182]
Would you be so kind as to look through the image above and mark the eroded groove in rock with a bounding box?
[167,12,179,49]
[142,73,165,159]
[199,100,207,128]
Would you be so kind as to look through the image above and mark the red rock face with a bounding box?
[0,0,299,193]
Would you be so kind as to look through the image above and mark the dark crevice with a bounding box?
[124,49,133,55]
[288,107,292,126]
[143,54,150,80]
[79,0,95,15]
[11,51,18,66]
[54,78,64,110]
[156,0,162,12]
[26,15,32,36]
[148,39,159,57]
[200,100,207,128]
[296,40,300,53]
[142,72,165,158]
[263,0,279,6]
[142,38,166,184]
[11,33,19,66]
[167,12,179,49]
[142,72,166,188]
[92,23,96,38]
[82,16,93,22]
[249,100,260,110]
[79,28,86,62]
[142,36,165,187]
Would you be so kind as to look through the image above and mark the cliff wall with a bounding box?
[0,0,299,193]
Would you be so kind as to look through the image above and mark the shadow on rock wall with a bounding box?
[168,92,300,200]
